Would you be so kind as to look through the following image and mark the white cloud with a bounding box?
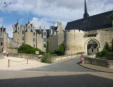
[2,0,113,21]
[1,0,113,30]
[30,17,52,29]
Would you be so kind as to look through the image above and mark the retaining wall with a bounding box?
[85,57,113,68]
[8,53,41,61]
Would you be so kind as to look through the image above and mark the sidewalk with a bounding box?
[80,63,113,73]
[0,56,49,71]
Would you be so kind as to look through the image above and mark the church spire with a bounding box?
[84,0,89,18]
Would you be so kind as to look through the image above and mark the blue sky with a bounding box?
[0,0,113,37]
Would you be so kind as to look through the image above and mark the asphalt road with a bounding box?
[26,57,95,72]
[0,57,113,87]
[0,74,113,87]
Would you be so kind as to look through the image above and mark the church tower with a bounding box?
[84,0,89,18]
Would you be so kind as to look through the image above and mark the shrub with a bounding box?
[35,48,44,55]
[96,49,109,57]
[53,44,65,56]
[112,39,113,51]
[18,44,36,54]
[96,42,113,58]
[104,42,110,51]
[58,44,65,55]
[18,44,44,55]
[41,53,51,63]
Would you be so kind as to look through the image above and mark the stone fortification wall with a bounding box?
[65,27,113,55]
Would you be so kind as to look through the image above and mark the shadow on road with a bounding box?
[0,74,113,87]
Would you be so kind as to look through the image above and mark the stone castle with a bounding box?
[0,0,113,55]
[0,21,64,53]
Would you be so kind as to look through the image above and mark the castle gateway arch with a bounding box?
[87,39,100,55]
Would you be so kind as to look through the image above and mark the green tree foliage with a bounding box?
[97,42,113,57]
[41,53,51,63]
[35,48,44,55]
[112,39,113,51]
[46,41,49,53]
[104,42,110,51]
[51,44,65,56]
[96,49,109,57]
[57,44,65,55]
[18,44,44,54]
[18,44,36,54]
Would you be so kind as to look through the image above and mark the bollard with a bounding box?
[8,59,10,68]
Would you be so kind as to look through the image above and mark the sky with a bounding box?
[0,0,113,37]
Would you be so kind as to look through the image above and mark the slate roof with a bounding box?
[50,26,57,31]
[65,10,113,31]
[36,29,50,38]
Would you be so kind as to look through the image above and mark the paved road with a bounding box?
[26,57,95,72]
[0,57,112,87]
[0,74,113,87]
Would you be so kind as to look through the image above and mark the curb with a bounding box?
[80,63,113,73]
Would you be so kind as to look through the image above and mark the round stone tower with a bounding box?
[24,21,35,47]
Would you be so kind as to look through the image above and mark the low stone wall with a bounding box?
[51,55,80,63]
[8,53,41,61]
[85,57,113,68]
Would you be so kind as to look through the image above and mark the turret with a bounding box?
[24,21,35,47]
[57,22,64,32]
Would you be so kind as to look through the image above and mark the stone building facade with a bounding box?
[12,21,65,53]
[12,21,47,52]
[0,26,17,53]
[0,26,9,52]
[48,22,65,52]
[65,0,113,55]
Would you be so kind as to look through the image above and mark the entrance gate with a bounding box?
[87,40,99,55]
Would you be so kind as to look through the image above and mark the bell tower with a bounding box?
[84,0,89,18]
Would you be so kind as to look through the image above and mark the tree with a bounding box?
[112,39,113,51]
[18,44,36,54]
[52,44,65,56]
[46,41,49,53]
[104,42,110,51]
[58,44,65,55]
